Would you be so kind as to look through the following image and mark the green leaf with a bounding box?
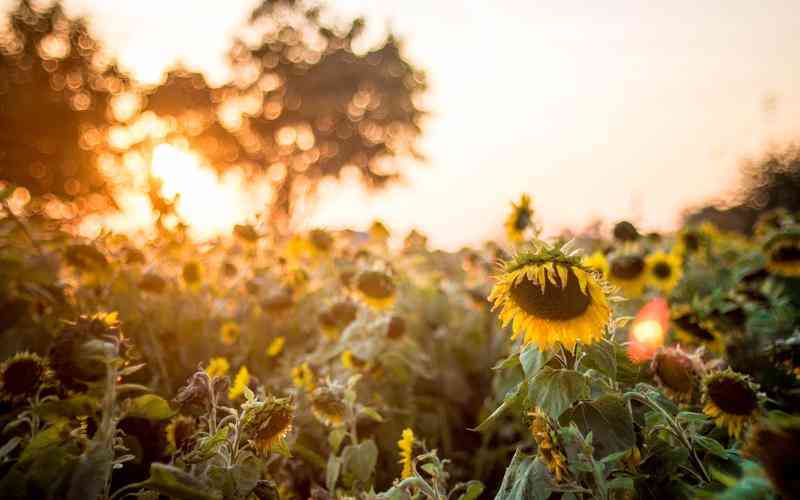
[456,480,484,500]
[527,367,588,419]
[328,427,347,454]
[123,394,175,420]
[472,379,527,432]
[580,339,616,378]
[494,450,552,500]
[66,444,114,500]
[20,421,69,462]
[492,350,521,371]
[185,426,230,464]
[34,396,98,422]
[520,345,552,377]
[360,406,384,422]
[560,394,636,458]
[342,439,378,485]
[693,435,731,459]
[207,462,261,500]
[326,455,341,492]
[147,463,221,500]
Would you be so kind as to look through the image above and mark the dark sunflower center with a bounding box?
[683,233,700,252]
[613,221,640,242]
[673,315,715,341]
[259,409,293,442]
[655,353,693,393]
[707,377,758,415]
[653,262,673,279]
[357,272,395,299]
[3,359,42,396]
[772,244,800,263]
[509,267,591,321]
[610,256,645,280]
[514,210,531,231]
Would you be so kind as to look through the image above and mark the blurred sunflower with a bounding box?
[138,272,167,294]
[581,251,609,278]
[651,346,702,402]
[397,428,415,479]
[488,243,612,351]
[318,301,358,340]
[165,415,196,453]
[763,227,800,278]
[182,260,204,291]
[219,321,241,346]
[702,369,763,439]
[242,396,294,455]
[646,251,683,293]
[266,336,285,358]
[369,220,391,243]
[608,252,647,298]
[754,208,793,238]
[743,414,800,499]
[308,228,334,256]
[353,270,397,310]
[613,220,640,243]
[205,357,230,378]
[310,385,346,427]
[675,225,709,261]
[670,304,723,352]
[291,362,315,392]
[341,350,368,371]
[0,352,51,404]
[233,223,259,243]
[505,194,534,242]
[529,408,568,482]
[229,366,250,400]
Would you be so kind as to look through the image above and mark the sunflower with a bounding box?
[182,260,204,291]
[369,220,391,242]
[505,194,534,242]
[670,304,723,352]
[291,362,315,392]
[529,408,568,482]
[397,428,415,479]
[165,415,197,453]
[318,301,358,340]
[489,243,612,351]
[353,270,397,310]
[650,346,702,402]
[308,228,334,256]
[205,357,230,378]
[261,288,294,315]
[581,251,609,279]
[310,385,346,427]
[754,208,793,238]
[220,321,241,346]
[341,350,368,372]
[645,251,683,293]
[138,273,167,294]
[763,227,800,278]
[702,369,763,440]
[229,366,250,400]
[0,352,50,404]
[674,225,709,261]
[266,336,285,358]
[607,252,647,298]
[242,396,294,455]
[233,223,259,243]
[743,414,800,499]
[613,220,640,243]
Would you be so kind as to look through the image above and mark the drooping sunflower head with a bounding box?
[165,415,197,454]
[505,194,534,242]
[529,408,568,483]
[219,321,241,346]
[318,300,358,340]
[743,413,800,500]
[182,260,204,290]
[651,346,702,401]
[397,428,415,479]
[310,384,346,427]
[702,369,763,440]
[763,226,800,278]
[608,252,648,298]
[488,243,612,351]
[0,352,50,404]
[581,251,609,279]
[353,270,397,310]
[646,251,683,293]
[670,304,723,352]
[242,396,294,455]
[613,220,640,243]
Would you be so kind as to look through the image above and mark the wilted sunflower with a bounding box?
[488,243,612,351]
[229,366,250,400]
[353,270,397,310]
[0,352,51,404]
[318,301,358,340]
[505,194,534,242]
[165,415,197,453]
[763,227,800,278]
[645,251,683,293]
[291,362,315,392]
[205,357,230,378]
[182,261,204,290]
[581,251,609,278]
[220,321,241,346]
[608,252,648,298]
[670,304,723,352]
[266,336,285,358]
[242,396,294,455]
[529,408,568,482]
[397,428,415,479]
[702,369,763,439]
[310,385,346,427]
[743,414,800,499]
[651,346,702,402]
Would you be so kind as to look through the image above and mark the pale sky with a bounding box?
[7,0,800,248]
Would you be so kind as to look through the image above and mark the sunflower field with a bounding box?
[2,192,800,500]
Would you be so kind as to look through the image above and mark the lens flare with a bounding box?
[627,297,669,363]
